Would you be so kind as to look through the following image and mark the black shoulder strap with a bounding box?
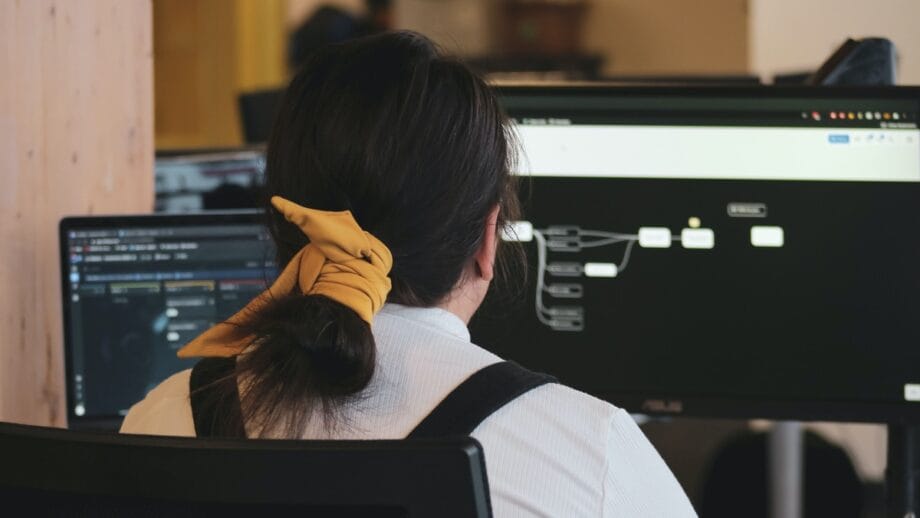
[407,361,556,439]
[189,357,246,438]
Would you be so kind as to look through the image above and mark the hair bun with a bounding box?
[237,292,377,425]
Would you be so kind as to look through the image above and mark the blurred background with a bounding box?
[154,0,920,149]
[2,1,914,515]
[146,2,917,514]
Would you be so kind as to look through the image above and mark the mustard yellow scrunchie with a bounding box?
[177,196,393,358]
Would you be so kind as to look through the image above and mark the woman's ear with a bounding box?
[474,204,501,282]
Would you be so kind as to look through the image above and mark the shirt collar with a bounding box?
[376,303,471,342]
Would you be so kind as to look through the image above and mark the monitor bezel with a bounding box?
[495,84,920,424]
[495,82,920,103]
[59,210,266,430]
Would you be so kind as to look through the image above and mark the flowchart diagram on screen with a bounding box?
[502,220,783,332]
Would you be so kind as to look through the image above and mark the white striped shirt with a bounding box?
[121,303,696,517]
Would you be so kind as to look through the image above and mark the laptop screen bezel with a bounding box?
[59,210,266,430]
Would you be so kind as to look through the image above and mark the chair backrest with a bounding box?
[0,422,491,517]
[238,88,284,144]
[809,37,897,86]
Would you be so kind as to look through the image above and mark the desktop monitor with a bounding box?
[155,149,265,213]
[472,85,920,423]
[60,212,276,429]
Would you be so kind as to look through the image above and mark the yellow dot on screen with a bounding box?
[688,217,701,229]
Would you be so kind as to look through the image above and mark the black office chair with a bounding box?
[0,422,491,517]
[772,38,896,86]
[238,89,284,145]
[808,37,897,86]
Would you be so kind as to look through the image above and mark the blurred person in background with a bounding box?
[289,0,394,71]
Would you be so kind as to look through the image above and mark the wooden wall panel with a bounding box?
[0,0,154,427]
[395,0,749,75]
[153,0,239,149]
[154,0,286,149]
[583,0,749,76]
[236,0,286,91]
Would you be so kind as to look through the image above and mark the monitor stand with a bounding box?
[887,424,920,518]
[768,421,803,518]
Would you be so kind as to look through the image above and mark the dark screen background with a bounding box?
[470,177,920,413]
[79,295,169,416]
[65,222,275,421]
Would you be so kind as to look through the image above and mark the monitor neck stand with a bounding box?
[887,423,920,518]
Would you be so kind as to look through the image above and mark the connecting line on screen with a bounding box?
[532,227,641,332]
[509,220,716,332]
[532,230,559,328]
[573,231,639,272]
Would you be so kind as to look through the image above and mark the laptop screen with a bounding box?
[60,212,275,426]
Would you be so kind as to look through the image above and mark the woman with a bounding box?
[122,31,695,517]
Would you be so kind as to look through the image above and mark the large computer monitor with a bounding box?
[472,85,920,423]
[60,212,276,429]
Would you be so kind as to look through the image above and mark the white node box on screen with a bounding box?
[546,262,584,277]
[750,226,785,248]
[502,221,533,242]
[904,383,920,402]
[584,262,618,278]
[681,228,715,249]
[638,227,672,248]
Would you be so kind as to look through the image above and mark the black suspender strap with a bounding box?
[190,358,555,439]
[407,361,557,439]
[189,357,247,438]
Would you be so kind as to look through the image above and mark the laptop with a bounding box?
[59,211,276,430]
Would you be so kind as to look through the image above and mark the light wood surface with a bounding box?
[583,0,749,76]
[0,0,154,427]
[154,0,286,149]
[397,0,749,76]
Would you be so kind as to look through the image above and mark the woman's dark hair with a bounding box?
[209,31,522,438]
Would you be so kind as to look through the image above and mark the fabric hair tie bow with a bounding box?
[177,196,393,358]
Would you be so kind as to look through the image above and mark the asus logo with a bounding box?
[641,399,684,414]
